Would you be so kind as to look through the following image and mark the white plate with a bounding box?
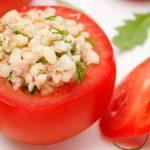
[1,0,150,149]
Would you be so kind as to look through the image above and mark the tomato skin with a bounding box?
[0,72,115,144]
[0,0,31,15]
[0,6,116,144]
[0,69,115,144]
[100,58,150,139]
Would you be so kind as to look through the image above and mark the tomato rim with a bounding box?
[0,6,116,110]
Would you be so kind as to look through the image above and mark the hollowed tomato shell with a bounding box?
[0,6,116,144]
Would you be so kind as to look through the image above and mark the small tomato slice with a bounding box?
[100,58,150,138]
[0,6,116,144]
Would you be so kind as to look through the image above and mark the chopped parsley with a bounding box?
[7,24,13,30]
[76,64,88,84]
[87,35,101,51]
[45,15,57,21]
[71,48,78,55]
[52,28,69,39]
[56,52,67,57]
[65,40,72,43]
[15,30,28,37]
[0,41,2,46]
[5,73,12,84]
[37,57,47,63]
[75,32,81,37]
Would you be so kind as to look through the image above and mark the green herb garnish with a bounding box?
[87,35,101,51]
[45,15,57,21]
[75,32,81,37]
[76,64,88,84]
[30,86,38,94]
[52,28,69,39]
[7,24,13,30]
[112,13,150,50]
[0,41,2,46]
[71,48,78,55]
[5,73,12,84]
[37,57,47,63]
[65,40,72,43]
[56,52,67,57]
[15,31,28,37]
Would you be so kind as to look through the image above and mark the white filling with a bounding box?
[0,8,100,95]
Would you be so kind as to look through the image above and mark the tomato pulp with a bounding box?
[100,58,150,139]
[0,6,116,144]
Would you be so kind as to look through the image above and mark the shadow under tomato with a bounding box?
[100,128,149,150]
[0,122,101,150]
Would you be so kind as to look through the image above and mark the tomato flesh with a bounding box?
[0,0,31,15]
[0,6,116,144]
[100,58,150,138]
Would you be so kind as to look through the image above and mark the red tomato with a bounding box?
[0,0,31,15]
[100,58,150,139]
[0,6,116,144]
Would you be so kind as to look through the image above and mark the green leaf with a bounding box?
[15,30,28,37]
[112,13,150,50]
[52,28,69,39]
[45,15,57,21]
[76,64,88,84]
[87,35,101,51]
[0,41,2,46]
[65,40,72,43]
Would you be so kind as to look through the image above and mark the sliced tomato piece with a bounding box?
[0,6,116,144]
[100,58,150,138]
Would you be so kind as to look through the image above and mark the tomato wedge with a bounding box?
[100,58,150,139]
[0,6,116,144]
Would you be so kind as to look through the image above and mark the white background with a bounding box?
[0,0,150,149]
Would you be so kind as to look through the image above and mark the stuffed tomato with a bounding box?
[0,6,116,144]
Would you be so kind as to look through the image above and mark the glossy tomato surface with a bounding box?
[0,0,31,15]
[0,6,116,144]
[100,58,150,139]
